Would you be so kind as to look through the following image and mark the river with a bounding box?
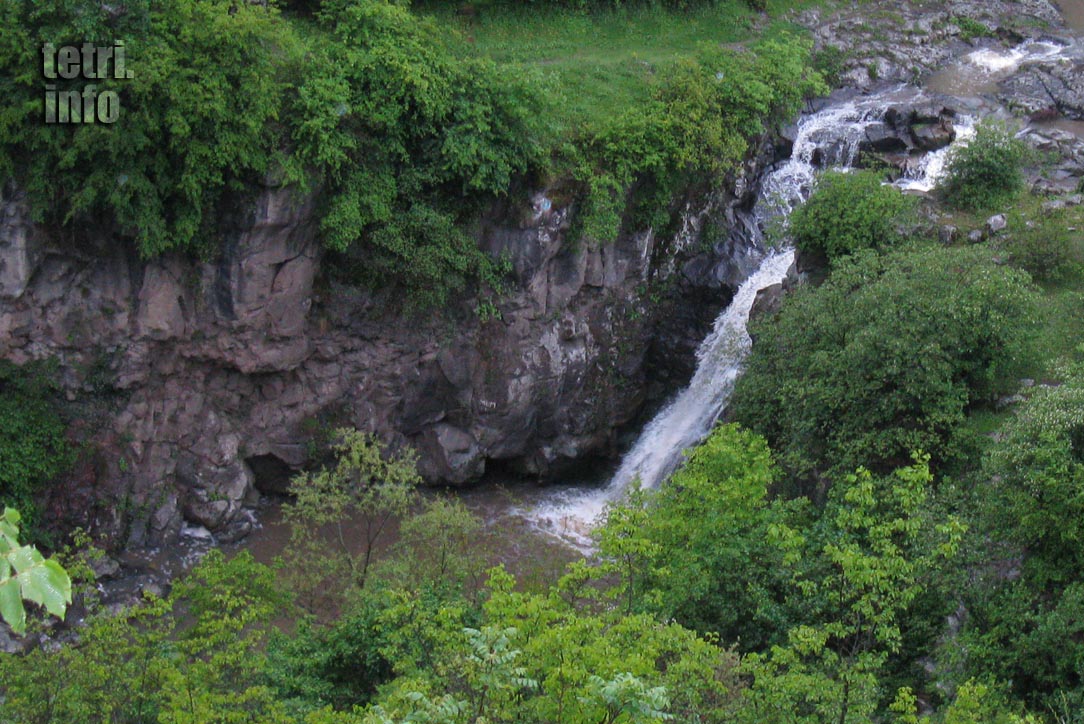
[235,11,1084,569]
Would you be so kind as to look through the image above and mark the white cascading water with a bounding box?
[524,39,1056,549]
[895,116,977,193]
[526,250,794,548]
[525,95,884,548]
[967,39,1070,73]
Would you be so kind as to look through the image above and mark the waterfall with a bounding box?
[525,82,981,550]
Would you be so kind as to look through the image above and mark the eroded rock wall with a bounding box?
[0,156,767,547]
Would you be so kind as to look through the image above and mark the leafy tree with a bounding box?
[955,363,1084,709]
[280,428,421,615]
[789,170,914,262]
[595,424,794,650]
[378,497,487,601]
[984,362,1084,581]
[0,550,287,723]
[265,595,395,714]
[940,120,1027,210]
[317,558,741,723]
[730,246,1041,484]
[0,507,71,635]
[740,457,963,723]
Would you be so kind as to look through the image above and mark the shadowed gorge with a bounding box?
[3,0,1084,721]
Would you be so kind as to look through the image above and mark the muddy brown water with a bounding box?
[1032,117,1084,137]
[231,483,585,593]
[1058,0,1084,34]
[127,0,1084,600]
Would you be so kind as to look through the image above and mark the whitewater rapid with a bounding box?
[522,37,1066,549]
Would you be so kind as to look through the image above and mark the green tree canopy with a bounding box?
[789,169,914,262]
[730,246,1041,484]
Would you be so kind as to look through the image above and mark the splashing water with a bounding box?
[967,40,1069,73]
[526,250,794,549]
[895,115,977,193]
[524,78,994,549]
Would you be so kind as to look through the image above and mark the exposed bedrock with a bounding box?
[0,144,770,547]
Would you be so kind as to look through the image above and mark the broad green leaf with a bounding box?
[7,544,45,573]
[17,558,73,618]
[0,576,26,634]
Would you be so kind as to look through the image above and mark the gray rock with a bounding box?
[997,393,1026,409]
[90,556,122,580]
[0,189,42,300]
[911,121,957,152]
[1001,59,1084,122]
[0,625,36,654]
[968,229,986,244]
[750,283,785,320]
[986,214,1009,234]
[863,122,910,153]
[1,161,772,547]
[939,225,959,245]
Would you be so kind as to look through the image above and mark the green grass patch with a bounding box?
[423,0,819,133]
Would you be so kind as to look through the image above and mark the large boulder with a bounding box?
[1001,59,1084,121]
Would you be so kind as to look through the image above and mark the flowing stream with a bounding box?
[233,37,1084,568]
[521,72,1030,548]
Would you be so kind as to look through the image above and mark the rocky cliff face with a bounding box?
[0,150,769,547]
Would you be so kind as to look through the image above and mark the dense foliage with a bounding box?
[0,0,820,308]
[0,0,544,307]
[999,208,1084,283]
[730,246,1041,483]
[954,363,1084,712]
[0,362,71,524]
[940,120,1028,210]
[0,412,1071,723]
[789,170,914,261]
[595,424,793,651]
[574,35,825,243]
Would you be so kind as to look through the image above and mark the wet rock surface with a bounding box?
[4,0,1084,558]
[0,159,768,548]
[799,0,1065,91]
[1000,56,1084,120]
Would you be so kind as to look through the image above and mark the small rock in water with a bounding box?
[180,523,214,542]
[215,517,254,544]
[986,214,1008,234]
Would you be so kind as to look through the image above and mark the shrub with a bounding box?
[574,33,825,244]
[789,169,914,261]
[1000,211,1083,282]
[958,363,1084,709]
[811,44,848,88]
[729,246,1042,482]
[596,424,794,651]
[940,120,1027,210]
[954,16,995,42]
